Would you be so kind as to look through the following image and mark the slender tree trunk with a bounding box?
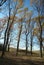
[1,30,7,57]
[40,26,42,57]
[43,47,44,51]
[5,29,10,51]
[16,24,22,56]
[30,35,33,55]
[38,15,42,57]
[8,43,10,52]
[1,20,10,57]
[26,35,28,55]
[25,23,28,55]
[30,31,33,55]
[16,38,20,55]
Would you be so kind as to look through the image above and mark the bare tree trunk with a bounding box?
[30,33,33,55]
[25,23,28,55]
[38,16,42,57]
[26,35,28,55]
[43,47,44,51]
[1,29,7,57]
[16,23,22,56]
[8,43,10,52]
[40,26,42,57]
[1,19,10,57]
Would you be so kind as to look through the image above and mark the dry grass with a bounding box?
[0,48,44,65]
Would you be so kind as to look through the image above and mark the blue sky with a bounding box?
[0,0,38,18]
[24,0,38,18]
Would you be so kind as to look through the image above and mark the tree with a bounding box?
[30,21,35,55]
[23,7,28,55]
[30,0,44,57]
[1,0,24,57]
[21,8,33,55]
[27,11,34,55]
[1,0,11,57]
[16,7,30,55]
[25,11,34,55]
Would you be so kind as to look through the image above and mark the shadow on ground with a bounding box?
[0,57,44,65]
[0,50,44,65]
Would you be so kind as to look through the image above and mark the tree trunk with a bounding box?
[30,32,33,55]
[1,20,10,57]
[26,35,28,55]
[40,26,42,57]
[43,47,44,51]
[16,24,22,56]
[31,38,32,55]
[8,43,10,52]
[38,15,42,57]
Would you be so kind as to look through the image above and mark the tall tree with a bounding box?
[1,0,11,57]
[25,11,34,55]
[27,11,33,55]
[1,0,24,57]
[30,0,44,57]
[23,8,28,55]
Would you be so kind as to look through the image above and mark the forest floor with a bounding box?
[0,48,44,65]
